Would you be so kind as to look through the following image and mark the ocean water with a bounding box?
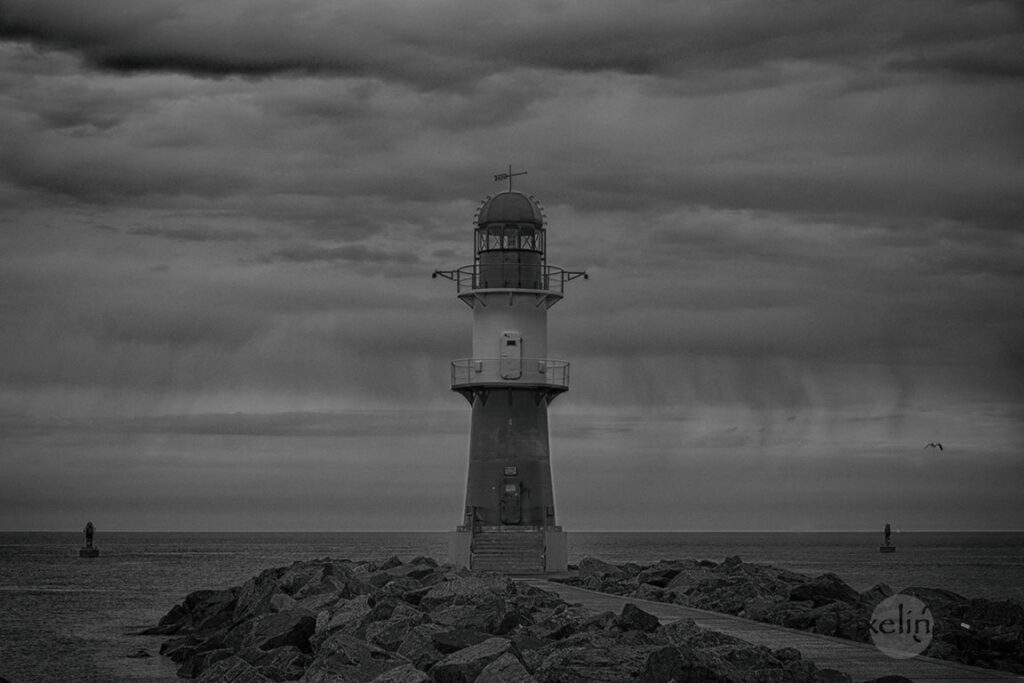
[0,531,1021,682]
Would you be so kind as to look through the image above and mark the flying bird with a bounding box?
[924,442,944,451]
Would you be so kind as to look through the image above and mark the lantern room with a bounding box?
[474,191,547,290]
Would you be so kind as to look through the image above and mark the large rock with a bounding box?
[788,573,860,607]
[428,636,520,683]
[617,603,661,633]
[143,588,239,636]
[419,575,512,611]
[533,630,659,682]
[577,557,624,579]
[475,652,537,683]
[369,663,431,683]
[238,645,310,681]
[241,610,316,652]
[395,623,447,670]
[302,633,409,683]
[195,656,274,683]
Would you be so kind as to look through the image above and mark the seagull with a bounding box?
[924,442,944,451]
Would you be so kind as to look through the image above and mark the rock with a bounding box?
[310,595,372,648]
[899,586,967,611]
[639,644,731,683]
[429,636,520,683]
[145,588,239,636]
[125,648,151,658]
[577,557,624,579]
[419,575,512,611]
[533,631,658,682]
[808,602,869,641]
[788,573,860,607]
[475,652,537,683]
[723,555,743,568]
[396,623,447,670]
[195,656,274,683]
[268,593,298,613]
[431,628,491,654]
[302,633,409,683]
[617,603,661,633]
[365,612,428,651]
[529,604,606,641]
[240,610,316,652]
[238,645,309,680]
[635,564,682,588]
[177,648,235,679]
[369,663,431,682]
[859,583,894,609]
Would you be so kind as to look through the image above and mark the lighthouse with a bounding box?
[434,173,586,574]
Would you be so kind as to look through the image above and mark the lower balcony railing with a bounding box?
[451,358,569,390]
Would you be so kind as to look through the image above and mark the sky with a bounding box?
[0,0,1022,532]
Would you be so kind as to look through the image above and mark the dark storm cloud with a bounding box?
[3,0,1020,88]
[257,243,419,265]
[126,226,257,242]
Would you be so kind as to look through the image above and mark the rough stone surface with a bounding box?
[617,602,661,633]
[554,555,1024,675]
[428,636,518,683]
[195,656,274,683]
[475,652,537,682]
[155,554,972,682]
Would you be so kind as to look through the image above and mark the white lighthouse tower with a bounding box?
[434,172,586,574]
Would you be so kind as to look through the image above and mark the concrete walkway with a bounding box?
[515,578,1022,683]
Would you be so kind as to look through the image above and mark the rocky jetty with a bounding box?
[556,555,1024,675]
[145,555,850,682]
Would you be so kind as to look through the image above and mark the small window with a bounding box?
[504,465,518,476]
[506,339,517,346]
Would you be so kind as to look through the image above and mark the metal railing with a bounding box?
[433,264,586,294]
[451,358,569,389]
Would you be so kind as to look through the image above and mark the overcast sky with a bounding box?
[1,0,1021,532]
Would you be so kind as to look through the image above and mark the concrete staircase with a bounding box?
[471,527,545,574]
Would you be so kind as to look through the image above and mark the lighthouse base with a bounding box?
[448,527,567,574]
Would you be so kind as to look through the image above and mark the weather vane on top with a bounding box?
[494,165,527,192]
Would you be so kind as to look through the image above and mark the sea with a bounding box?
[1,531,1021,682]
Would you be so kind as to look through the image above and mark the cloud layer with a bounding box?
[0,0,1021,529]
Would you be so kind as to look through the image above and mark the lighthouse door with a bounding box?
[499,482,522,524]
[500,332,522,379]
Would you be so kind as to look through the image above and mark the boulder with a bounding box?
[177,648,235,679]
[419,575,511,611]
[302,633,409,683]
[429,636,520,683]
[533,631,658,682]
[396,623,448,670]
[577,557,624,579]
[238,645,309,680]
[635,564,683,588]
[195,656,274,683]
[475,652,537,683]
[365,613,429,651]
[145,588,239,636]
[858,583,895,609]
[310,595,372,648]
[241,610,316,652]
[788,573,860,607]
[431,628,491,654]
[369,663,431,682]
[617,603,661,633]
[638,644,731,683]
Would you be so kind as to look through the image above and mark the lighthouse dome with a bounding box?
[476,191,544,227]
